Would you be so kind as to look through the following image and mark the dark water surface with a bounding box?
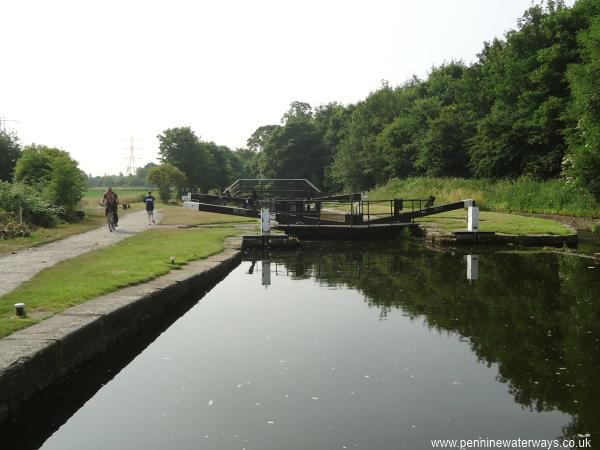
[16,243,600,449]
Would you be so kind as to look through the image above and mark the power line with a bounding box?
[124,136,142,176]
[0,115,19,133]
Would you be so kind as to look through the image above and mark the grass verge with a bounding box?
[0,226,239,338]
[159,203,258,226]
[415,211,573,235]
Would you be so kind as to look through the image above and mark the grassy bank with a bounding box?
[368,177,600,218]
[416,211,573,235]
[0,226,239,338]
[159,203,257,226]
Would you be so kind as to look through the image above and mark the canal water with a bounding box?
[10,243,600,449]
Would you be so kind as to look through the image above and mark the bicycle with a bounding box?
[103,204,117,232]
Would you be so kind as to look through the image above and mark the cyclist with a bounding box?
[101,187,119,227]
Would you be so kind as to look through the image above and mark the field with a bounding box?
[83,187,148,207]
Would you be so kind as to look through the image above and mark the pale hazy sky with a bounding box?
[1,0,574,176]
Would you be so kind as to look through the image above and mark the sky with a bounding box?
[1,0,575,176]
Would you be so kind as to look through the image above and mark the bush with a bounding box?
[0,209,31,239]
[0,181,61,227]
[14,145,86,213]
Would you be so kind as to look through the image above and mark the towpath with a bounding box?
[0,209,163,297]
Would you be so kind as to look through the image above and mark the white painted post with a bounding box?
[467,206,480,232]
[466,255,479,281]
[261,208,270,236]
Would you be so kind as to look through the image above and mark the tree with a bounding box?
[46,154,87,210]
[147,163,187,202]
[157,127,215,192]
[246,125,280,152]
[14,145,64,185]
[416,105,472,177]
[0,131,21,181]
[331,82,415,190]
[134,162,157,186]
[564,15,600,199]
[281,101,313,124]
[261,120,330,188]
[312,103,353,192]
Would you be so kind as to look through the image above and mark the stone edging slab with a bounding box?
[0,237,243,424]
[419,225,578,247]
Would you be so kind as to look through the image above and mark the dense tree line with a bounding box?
[86,163,158,188]
[232,0,600,200]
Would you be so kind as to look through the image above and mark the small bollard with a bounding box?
[14,303,26,317]
[170,256,175,264]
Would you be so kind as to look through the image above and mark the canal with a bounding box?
[4,242,600,449]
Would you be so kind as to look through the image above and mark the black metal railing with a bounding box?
[272,198,434,227]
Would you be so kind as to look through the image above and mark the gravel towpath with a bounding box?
[0,209,163,297]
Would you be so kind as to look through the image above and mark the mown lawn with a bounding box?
[159,203,258,226]
[0,226,239,338]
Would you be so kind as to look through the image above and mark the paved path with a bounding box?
[0,209,164,297]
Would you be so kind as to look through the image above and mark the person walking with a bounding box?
[144,190,156,225]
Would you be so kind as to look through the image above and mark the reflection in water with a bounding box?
[466,254,478,281]
[12,242,599,450]
[258,243,600,442]
[262,260,271,287]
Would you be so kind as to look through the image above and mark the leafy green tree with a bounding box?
[281,101,313,123]
[46,155,87,210]
[230,148,255,180]
[313,103,353,192]
[376,93,439,180]
[14,145,65,185]
[0,131,21,181]
[134,162,157,186]
[261,120,330,187]
[147,163,187,202]
[157,127,215,192]
[416,105,472,177]
[206,144,236,191]
[331,82,407,190]
[246,125,280,152]
[564,15,600,199]
[469,2,585,179]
